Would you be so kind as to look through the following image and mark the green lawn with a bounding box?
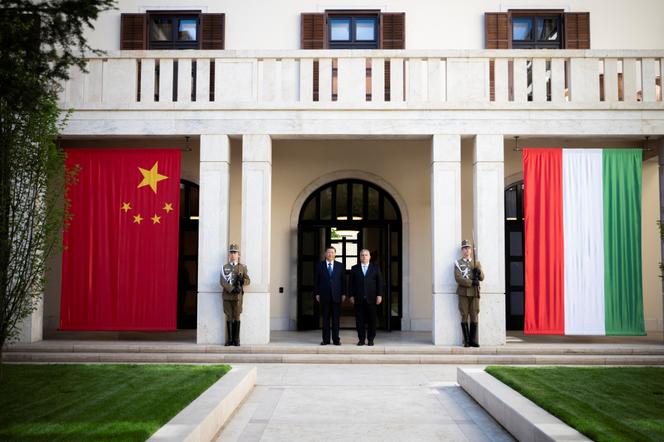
[0,364,230,441]
[486,366,664,442]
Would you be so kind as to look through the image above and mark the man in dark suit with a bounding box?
[348,249,384,346]
[314,246,346,345]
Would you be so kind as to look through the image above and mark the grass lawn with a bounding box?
[0,364,230,441]
[485,366,664,442]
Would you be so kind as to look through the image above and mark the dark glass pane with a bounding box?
[301,261,314,286]
[368,187,379,219]
[384,197,397,220]
[352,183,363,220]
[336,183,348,220]
[182,230,198,256]
[178,19,197,41]
[151,18,173,41]
[505,187,517,219]
[512,18,533,41]
[509,231,523,257]
[391,262,399,286]
[537,17,559,41]
[391,290,399,315]
[510,291,524,315]
[302,230,315,255]
[391,231,399,257]
[301,290,314,314]
[182,260,197,286]
[510,262,524,286]
[302,198,316,220]
[320,186,332,220]
[330,18,351,41]
[355,18,376,41]
[189,187,199,217]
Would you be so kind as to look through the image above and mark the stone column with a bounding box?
[659,139,664,338]
[197,135,231,344]
[473,134,506,346]
[241,135,272,344]
[432,135,462,345]
[17,297,43,343]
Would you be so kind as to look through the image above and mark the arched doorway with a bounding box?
[505,180,525,330]
[297,179,403,331]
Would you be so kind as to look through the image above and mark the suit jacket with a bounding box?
[314,260,346,303]
[219,262,251,301]
[454,258,484,298]
[348,263,384,304]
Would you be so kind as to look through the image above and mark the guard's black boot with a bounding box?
[469,322,479,347]
[461,322,470,347]
[225,321,233,346]
[233,321,241,346]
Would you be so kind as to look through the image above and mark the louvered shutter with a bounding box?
[120,13,146,50]
[381,13,405,49]
[485,12,510,49]
[301,13,325,49]
[564,12,590,49]
[200,14,225,49]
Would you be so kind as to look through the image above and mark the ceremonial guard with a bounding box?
[454,239,484,347]
[219,243,250,346]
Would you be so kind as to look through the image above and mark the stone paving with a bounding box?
[215,364,514,442]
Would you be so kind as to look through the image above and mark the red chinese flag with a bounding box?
[60,148,181,330]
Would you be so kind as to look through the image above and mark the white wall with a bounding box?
[86,0,664,51]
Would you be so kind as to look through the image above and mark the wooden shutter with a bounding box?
[381,13,405,49]
[200,13,225,49]
[484,12,510,49]
[301,13,325,49]
[120,13,146,50]
[564,12,590,49]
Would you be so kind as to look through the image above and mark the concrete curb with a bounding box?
[148,366,256,442]
[457,367,590,442]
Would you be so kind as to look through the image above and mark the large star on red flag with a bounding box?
[138,162,168,193]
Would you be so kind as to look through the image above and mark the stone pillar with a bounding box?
[659,139,664,338]
[197,135,231,344]
[432,135,462,345]
[473,135,506,346]
[241,135,272,344]
[17,297,43,343]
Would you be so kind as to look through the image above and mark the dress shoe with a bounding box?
[356,341,365,346]
[368,341,374,346]
[333,341,341,346]
[320,341,329,346]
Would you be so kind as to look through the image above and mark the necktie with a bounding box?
[362,265,367,276]
[328,262,333,276]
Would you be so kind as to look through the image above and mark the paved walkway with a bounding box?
[215,364,514,442]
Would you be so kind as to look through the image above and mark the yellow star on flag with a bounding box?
[151,214,161,224]
[133,214,144,224]
[121,202,131,213]
[163,202,174,213]
[138,162,168,194]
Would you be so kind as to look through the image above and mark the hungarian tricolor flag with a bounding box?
[60,149,181,330]
[523,148,645,335]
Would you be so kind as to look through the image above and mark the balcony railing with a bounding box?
[60,50,663,109]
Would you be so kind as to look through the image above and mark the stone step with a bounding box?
[5,343,664,356]
[4,351,664,365]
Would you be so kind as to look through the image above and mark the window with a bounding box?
[148,12,200,49]
[510,12,562,49]
[327,12,379,49]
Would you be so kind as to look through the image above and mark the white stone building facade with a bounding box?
[22,0,664,346]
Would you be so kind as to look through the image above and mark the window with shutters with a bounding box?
[120,12,225,50]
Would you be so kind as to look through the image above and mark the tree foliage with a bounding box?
[0,0,115,357]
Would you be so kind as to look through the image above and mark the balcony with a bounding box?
[58,50,664,137]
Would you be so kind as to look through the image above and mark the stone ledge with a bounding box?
[147,366,256,442]
[457,367,590,442]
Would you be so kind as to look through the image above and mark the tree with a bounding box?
[0,0,115,363]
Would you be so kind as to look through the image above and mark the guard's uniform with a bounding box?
[454,257,483,323]
[219,243,250,346]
